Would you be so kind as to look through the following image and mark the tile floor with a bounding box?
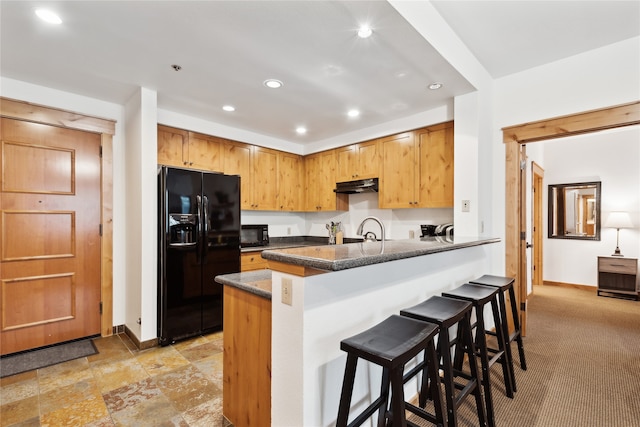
[0,332,229,427]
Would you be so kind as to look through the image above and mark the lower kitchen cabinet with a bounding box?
[597,256,639,300]
[223,285,271,426]
[241,251,269,271]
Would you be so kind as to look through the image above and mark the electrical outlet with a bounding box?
[281,278,292,306]
[409,230,415,239]
[287,227,291,235]
[462,200,470,212]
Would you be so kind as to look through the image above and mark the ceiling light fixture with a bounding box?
[296,127,307,135]
[264,79,283,89]
[428,82,443,90]
[35,8,62,24]
[222,105,235,112]
[357,26,373,38]
[347,109,360,118]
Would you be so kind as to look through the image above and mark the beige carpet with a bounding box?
[410,285,640,427]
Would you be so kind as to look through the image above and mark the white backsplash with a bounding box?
[242,192,453,240]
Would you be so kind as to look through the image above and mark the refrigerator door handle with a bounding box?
[202,195,209,258]
[196,194,203,263]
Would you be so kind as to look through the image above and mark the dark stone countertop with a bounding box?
[261,236,500,272]
[214,269,272,300]
[240,236,363,253]
[219,236,500,300]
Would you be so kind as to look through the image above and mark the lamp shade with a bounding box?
[604,211,633,229]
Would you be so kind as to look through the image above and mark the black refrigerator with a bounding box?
[158,166,240,345]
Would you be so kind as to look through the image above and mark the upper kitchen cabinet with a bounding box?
[222,141,252,209]
[379,122,454,209]
[251,146,279,211]
[187,132,223,172]
[379,131,417,209]
[304,150,348,212]
[157,125,188,169]
[417,122,454,208]
[157,125,222,172]
[335,140,380,182]
[223,141,278,211]
[277,152,304,211]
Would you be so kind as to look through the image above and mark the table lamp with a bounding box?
[604,211,633,257]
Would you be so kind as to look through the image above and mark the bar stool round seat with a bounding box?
[336,314,445,427]
[400,296,487,427]
[442,283,514,427]
[470,275,527,376]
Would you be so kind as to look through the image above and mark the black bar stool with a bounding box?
[400,296,487,427]
[470,275,527,375]
[336,314,446,427]
[442,283,514,427]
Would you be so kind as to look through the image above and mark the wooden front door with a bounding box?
[0,118,101,355]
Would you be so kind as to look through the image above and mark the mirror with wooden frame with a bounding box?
[548,181,601,240]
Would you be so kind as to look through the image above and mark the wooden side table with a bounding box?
[597,256,639,300]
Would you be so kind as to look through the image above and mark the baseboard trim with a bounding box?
[124,325,158,350]
[112,324,125,335]
[542,281,596,292]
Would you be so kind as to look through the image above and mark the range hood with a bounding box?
[333,178,379,194]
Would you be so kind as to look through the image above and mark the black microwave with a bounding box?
[240,224,269,247]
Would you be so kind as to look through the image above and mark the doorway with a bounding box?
[0,97,116,354]
[531,162,544,288]
[503,101,640,336]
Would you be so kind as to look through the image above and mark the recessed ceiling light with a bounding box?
[428,82,443,90]
[35,8,62,24]
[357,26,373,38]
[347,109,360,118]
[222,105,235,112]
[296,126,307,135]
[264,79,283,89]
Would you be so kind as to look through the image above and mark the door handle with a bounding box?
[526,242,533,249]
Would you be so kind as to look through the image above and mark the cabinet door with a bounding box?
[356,140,380,180]
[278,152,303,211]
[317,150,338,210]
[240,251,269,271]
[157,125,187,168]
[417,123,454,207]
[379,132,416,209]
[252,146,279,211]
[335,145,357,182]
[305,151,341,211]
[188,132,223,172]
[223,141,252,209]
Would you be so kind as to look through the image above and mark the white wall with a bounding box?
[493,36,640,285]
[123,88,159,341]
[542,127,640,287]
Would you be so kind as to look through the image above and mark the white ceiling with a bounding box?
[1,1,638,145]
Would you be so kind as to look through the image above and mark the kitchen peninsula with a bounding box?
[216,236,499,427]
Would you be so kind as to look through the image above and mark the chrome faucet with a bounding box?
[357,216,385,251]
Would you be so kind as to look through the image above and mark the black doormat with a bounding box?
[1,338,98,378]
